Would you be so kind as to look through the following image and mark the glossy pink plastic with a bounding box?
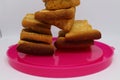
[7,39,114,78]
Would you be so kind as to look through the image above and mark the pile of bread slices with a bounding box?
[17,0,101,56]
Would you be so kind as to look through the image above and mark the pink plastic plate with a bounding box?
[7,38,114,78]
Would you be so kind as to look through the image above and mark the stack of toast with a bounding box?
[17,14,54,55]
[55,20,101,49]
[17,0,101,55]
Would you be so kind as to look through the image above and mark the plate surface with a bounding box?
[7,39,114,78]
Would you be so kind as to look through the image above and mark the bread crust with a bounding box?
[22,13,51,29]
[35,17,74,32]
[43,0,80,10]
[17,40,54,55]
[35,7,75,32]
[54,37,93,49]
[22,14,52,35]
[20,29,52,44]
[48,18,74,32]
[35,7,75,20]
[65,20,101,41]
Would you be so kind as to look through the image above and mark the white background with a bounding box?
[0,0,120,80]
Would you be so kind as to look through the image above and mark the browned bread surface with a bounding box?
[17,40,54,55]
[65,20,101,41]
[35,7,75,32]
[58,30,67,37]
[35,7,75,21]
[35,17,74,32]
[20,29,52,44]
[48,18,74,32]
[54,37,94,49]
[22,13,51,29]
[43,0,80,10]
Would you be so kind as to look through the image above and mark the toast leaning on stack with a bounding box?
[35,7,75,32]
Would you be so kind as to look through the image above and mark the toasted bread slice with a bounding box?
[35,7,75,32]
[54,37,93,49]
[35,7,75,20]
[43,0,80,10]
[22,13,51,29]
[22,13,52,35]
[35,13,74,32]
[65,20,101,41]
[17,40,54,55]
[20,29,52,44]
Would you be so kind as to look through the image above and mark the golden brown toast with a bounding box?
[54,37,93,49]
[65,20,101,41]
[20,29,52,44]
[22,13,52,35]
[43,0,80,10]
[35,7,75,32]
[17,40,54,55]
[48,18,74,32]
[35,7,75,20]
[22,13,51,29]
